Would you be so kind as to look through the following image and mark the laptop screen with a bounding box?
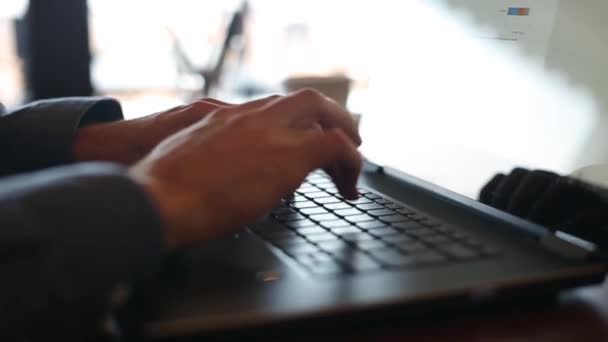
[359,0,608,199]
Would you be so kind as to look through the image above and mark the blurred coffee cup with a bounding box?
[282,75,352,108]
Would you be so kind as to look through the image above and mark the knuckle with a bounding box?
[295,88,324,103]
[266,94,281,101]
[191,100,216,112]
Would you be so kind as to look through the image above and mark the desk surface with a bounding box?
[348,283,608,341]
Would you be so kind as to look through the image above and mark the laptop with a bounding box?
[122,0,608,338]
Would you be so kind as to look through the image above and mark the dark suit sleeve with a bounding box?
[0,97,123,176]
[0,162,165,340]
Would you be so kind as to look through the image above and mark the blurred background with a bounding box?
[1,0,608,197]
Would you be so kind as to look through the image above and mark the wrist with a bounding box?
[74,121,145,164]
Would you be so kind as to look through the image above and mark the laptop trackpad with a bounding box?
[159,229,286,288]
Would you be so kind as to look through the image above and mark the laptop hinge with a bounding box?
[540,231,597,260]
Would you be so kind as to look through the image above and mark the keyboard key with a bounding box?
[462,237,484,247]
[396,207,416,215]
[448,231,469,240]
[369,250,415,267]
[385,203,404,209]
[440,244,481,260]
[306,233,340,243]
[291,195,310,203]
[410,251,447,265]
[365,193,382,199]
[315,197,343,205]
[380,214,408,223]
[348,197,374,205]
[315,182,337,190]
[320,219,352,229]
[341,232,377,243]
[407,213,428,221]
[317,240,353,251]
[299,207,329,216]
[291,201,318,209]
[395,242,429,254]
[308,261,347,275]
[334,208,363,217]
[307,173,326,181]
[421,219,442,228]
[295,226,328,235]
[353,239,389,251]
[419,234,452,245]
[277,213,307,222]
[381,234,415,244]
[479,245,501,256]
[356,203,385,211]
[309,177,332,184]
[406,228,438,238]
[324,202,353,211]
[357,221,388,230]
[272,236,309,247]
[282,244,321,256]
[374,198,392,204]
[309,213,340,222]
[297,186,322,194]
[305,191,332,199]
[330,226,363,236]
[367,208,396,217]
[285,219,317,230]
[392,221,424,230]
[345,214,376,223]
[322,187,339,194]
[367,227,401,237]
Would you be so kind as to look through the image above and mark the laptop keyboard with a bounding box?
[250,171,500,276]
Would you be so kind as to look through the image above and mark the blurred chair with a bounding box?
[169,1,249,99]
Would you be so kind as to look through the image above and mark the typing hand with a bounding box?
[480,167,608,245]
[74,98,234,164]
[130,90,363,251]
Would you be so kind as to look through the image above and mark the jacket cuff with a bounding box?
[2,162,165,283]
[1,97,123,173]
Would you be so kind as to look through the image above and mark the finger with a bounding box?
[297,128,362,199]
[265,89,362,146]
[506,170,559,219]
[479,173,504,205]
[301,123,342,182]
[529,177,606,227]
[491,167,529,210]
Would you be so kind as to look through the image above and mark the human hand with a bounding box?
[129,90,363,251]
[480,167,608,245]
[73,98,231,165]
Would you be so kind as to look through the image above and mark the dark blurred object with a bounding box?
[480,168,608,247]
[23,0,93,100]
[170,1,249,98]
